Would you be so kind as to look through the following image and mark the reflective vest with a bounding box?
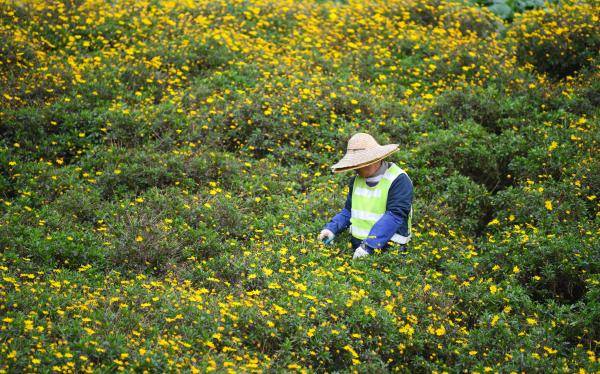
[349,162,412,244]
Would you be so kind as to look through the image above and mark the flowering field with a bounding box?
[1,0,599,372]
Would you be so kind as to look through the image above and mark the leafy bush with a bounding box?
[50,186,103,225]
[438,4,504,38]
[95,148,188,199]
[478,227,597,305]
[576,274,600,343]
[506,2,600,79]
[422,84,544,134]
[102,187,203,272]
[439,173,491,234]
[0,219,105,269]
[414,120,502,190]
[406,0,443,25]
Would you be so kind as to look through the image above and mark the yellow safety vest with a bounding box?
[349,162,412,244]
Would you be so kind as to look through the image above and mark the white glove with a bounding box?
[353,244,371,259]
[318,229,335,244]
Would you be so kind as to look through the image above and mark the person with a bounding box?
[318,133,414,259]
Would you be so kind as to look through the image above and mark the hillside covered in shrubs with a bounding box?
[1,0,599,371]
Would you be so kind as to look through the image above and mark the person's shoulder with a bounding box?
[389,164,413,187]
[348,174,356,186]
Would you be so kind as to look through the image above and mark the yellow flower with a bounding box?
[491,315,499,326]
[545,200,553,211]
[435,325,446,336]
[544,346,557,354]
[343,345,359,358]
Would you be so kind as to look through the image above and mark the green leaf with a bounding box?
[488,3,513,19]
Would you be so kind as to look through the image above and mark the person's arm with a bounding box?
[324,176,355,235]
[363,173,413,250]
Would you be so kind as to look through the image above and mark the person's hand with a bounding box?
[353,243,372,259]
[318,229,335,244]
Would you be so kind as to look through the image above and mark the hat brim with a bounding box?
[331,144,399,173]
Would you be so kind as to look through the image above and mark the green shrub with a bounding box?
[575,274,600,343]
[0,101,111,163]
[506,3,600,79]
[423,38,511,86]
[50,186,103,225]
[102,187,204,272]
[406,0,443,26]
[438,4,504,38]
[96,147,188,199]
[440,173,491,234]
[9,162,83,205]
[0,26,37,74]
[556,76,600,116]
[0,222,105,269]
[423,84,536,134]
[414,120,501,190]
[490,179,591,228]
[102,103,188,148]
[478,226,597,304]
[184,151,245,189]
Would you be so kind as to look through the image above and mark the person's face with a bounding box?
[355,161,382,178]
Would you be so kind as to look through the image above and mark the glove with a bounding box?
[318,229,335,244]
[353,243,373,259]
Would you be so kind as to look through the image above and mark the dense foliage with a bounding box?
[1,0,598,372]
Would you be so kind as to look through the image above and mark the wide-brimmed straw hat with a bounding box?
[331,133,399,173]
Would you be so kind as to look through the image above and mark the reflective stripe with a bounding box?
[351,226,411,244]
[350,226,372,239]
[353,187,382,198]
[391,233,410,244]
[351,209,383,222]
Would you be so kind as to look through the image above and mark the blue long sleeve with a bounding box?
[324,176,355,235]
[363,173,413,249]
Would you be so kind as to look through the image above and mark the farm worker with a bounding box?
[318,133,414,259]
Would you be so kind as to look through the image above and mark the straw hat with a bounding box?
[331,133,399,173]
